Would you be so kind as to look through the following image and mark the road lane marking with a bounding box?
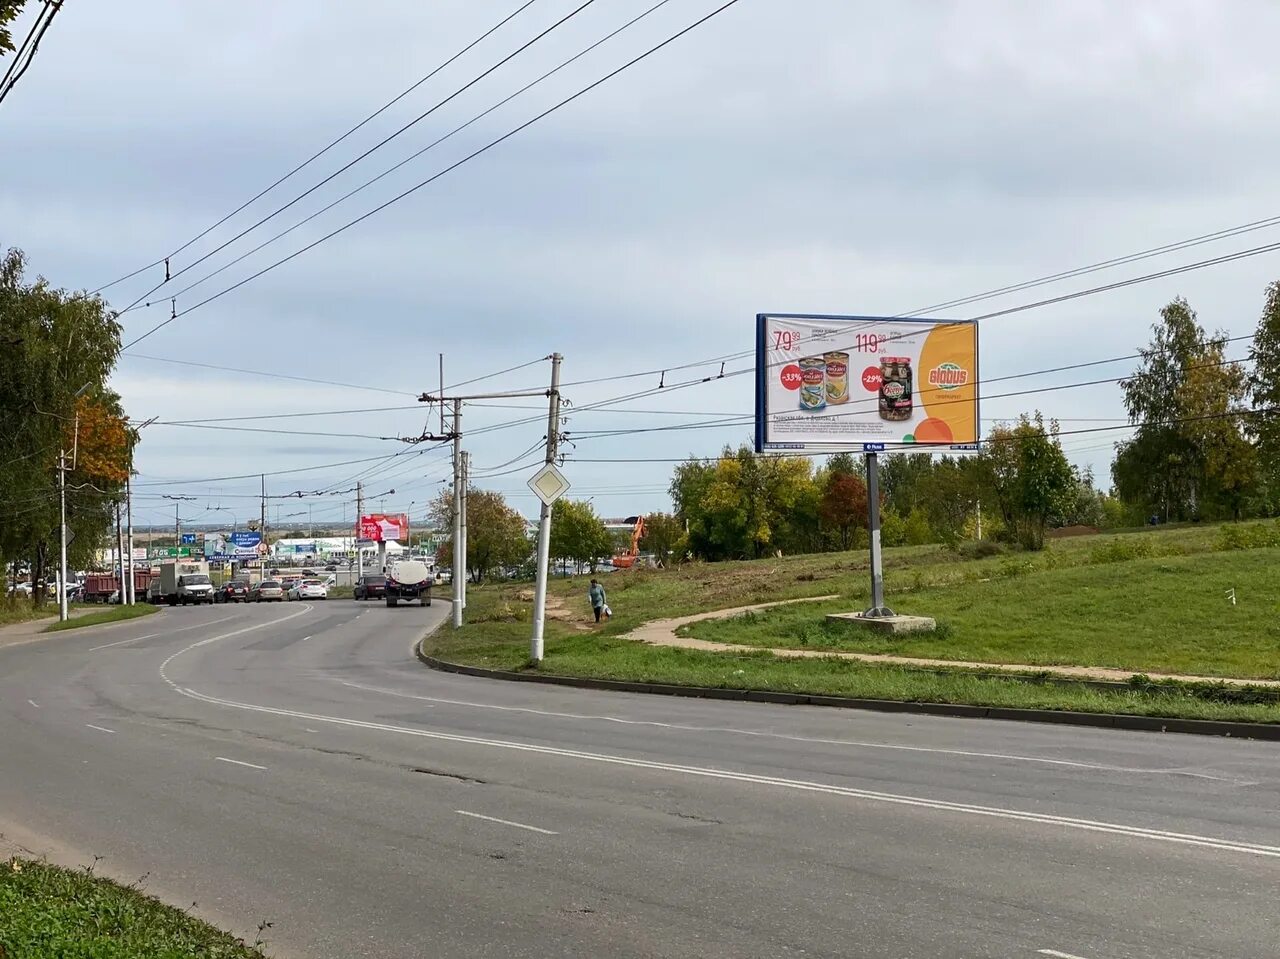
[216,757,268,770]
[301,636,312,642]
[27,700,38,708]
[90,614,239,651]
[1039,951,1093,959]
[456,810,557,835]
[335,679,1242,783]
[156,643,1280,860]
[85,724,115,734]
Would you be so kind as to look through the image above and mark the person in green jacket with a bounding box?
[588,579,607,623]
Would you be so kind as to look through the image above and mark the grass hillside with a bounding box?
[426,521,1280,724]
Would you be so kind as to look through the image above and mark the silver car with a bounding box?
[253,580,284,602]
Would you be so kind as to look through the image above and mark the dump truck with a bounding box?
[384,559,432,608]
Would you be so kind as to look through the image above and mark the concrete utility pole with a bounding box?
[57,449,68,622]
[174,502,181,552]
[260,474,267,584]
[419,359,558,629]
[451,398,463,628]
[356,481,364,580]
[115,500,124,605]
[125,476,134,604]
[530,353,563,663]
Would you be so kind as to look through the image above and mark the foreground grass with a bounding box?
[683,548,1280,679]
[0,857,268,959]
[41,603,159,633]
[423,523,1280,725]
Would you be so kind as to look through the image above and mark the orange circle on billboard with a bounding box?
[913,417,953,444]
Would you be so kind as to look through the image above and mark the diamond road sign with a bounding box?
[527,463,571,506]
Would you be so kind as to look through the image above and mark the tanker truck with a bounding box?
[384,559,432,608]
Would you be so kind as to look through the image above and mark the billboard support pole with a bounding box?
[864,452,894,618]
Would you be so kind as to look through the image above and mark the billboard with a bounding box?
[358,513,408,543]
[228,530,262,559]
[755,314,979,452]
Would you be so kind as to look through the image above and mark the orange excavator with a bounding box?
[612,515,645,570]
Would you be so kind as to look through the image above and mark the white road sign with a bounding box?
[528,463,571,506]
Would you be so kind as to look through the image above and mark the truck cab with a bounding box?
[177,573,214,605]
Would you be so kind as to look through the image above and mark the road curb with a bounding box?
[414,641,1280,741]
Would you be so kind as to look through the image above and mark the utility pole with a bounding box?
[260,473,267,584]
[58,449,68,622]
[174,503,181,553]
[115,500,124,605]
[125,476,134,604]
[530,353,563,662]
[451,398,463,628]
[356,481,364,580]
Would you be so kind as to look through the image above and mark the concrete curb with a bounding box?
[414,641,1280,742]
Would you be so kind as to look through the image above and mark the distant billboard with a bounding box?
[358,513,408,543]
[228,530,263,558]
[755,314,979,452]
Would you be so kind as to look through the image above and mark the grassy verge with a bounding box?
[0,857,268,958]
[41,603,158,633]
[421,523,1280,725]
[681,548,1280,680]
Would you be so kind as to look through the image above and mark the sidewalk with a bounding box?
[0,609,93,650]
[625,597,1280,689]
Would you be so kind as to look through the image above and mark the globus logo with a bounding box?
[927,362,969,391]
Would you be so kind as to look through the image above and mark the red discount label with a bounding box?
[861,366,882,391]
[779,363,802,391]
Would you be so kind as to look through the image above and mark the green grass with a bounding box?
[420,522,1280,725]
[41,603,159,633]
[683,548,1280,679]
[0,600,58,627]
[0,857,269,958]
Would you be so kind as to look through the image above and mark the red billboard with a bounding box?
[358,513,409,543]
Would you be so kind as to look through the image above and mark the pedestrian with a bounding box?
[588,578,607,623]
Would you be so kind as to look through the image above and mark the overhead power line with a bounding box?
[117,0,599,317]
[123,352,420,397]
[118,0,749,350]
[0,0,61,109]
[90,0,543,297]
[156,0,679,309]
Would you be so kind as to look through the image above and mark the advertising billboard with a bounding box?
[228,530,262,558]
[358,514,409,543]
[755,314,979,452]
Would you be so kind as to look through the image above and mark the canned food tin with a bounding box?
[878,356,913,421]
[823,351,850,405]
[799,357,827,411]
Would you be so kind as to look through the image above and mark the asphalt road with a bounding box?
[1,602,1277,959]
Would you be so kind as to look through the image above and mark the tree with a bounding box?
[639,512,683,566]
[0,248,127,602]
[980,412,1073,550]
[550,499,612,573]
[1113,297,1250,520]
[820,473,868,550]
[876,452,934,515]
[1,2,27,55]
[1248,280,1280,512]
[916,456,981,545]
[427,487,530,583]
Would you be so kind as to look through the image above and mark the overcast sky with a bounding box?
[5,0,1280,531]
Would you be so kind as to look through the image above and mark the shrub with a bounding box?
[1215,520,1280,552]
[1089,537,1156,564]
[957,539,1006,560]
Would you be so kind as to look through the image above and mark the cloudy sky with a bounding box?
[4,0,1280,531]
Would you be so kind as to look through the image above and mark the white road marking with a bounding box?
[1039,950,1093,959]
[90,614,239,652]
[301,635,312,642]
[155,638,1280,860]
[305,728,319,733]
[27,699,39,708]
[85,724,115,734]
[456,810,557,835]
[216,756,268,770]
[335,680,1242,783]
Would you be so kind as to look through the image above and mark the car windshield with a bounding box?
[260,581,280,588]
[183,575,210,585]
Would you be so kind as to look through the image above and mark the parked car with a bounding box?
[288,578,328,601]
[214,581,250,603]
[251,580,284,602]
[301,568,316,576]
[352,574,386,600]
[324,564,337,572]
